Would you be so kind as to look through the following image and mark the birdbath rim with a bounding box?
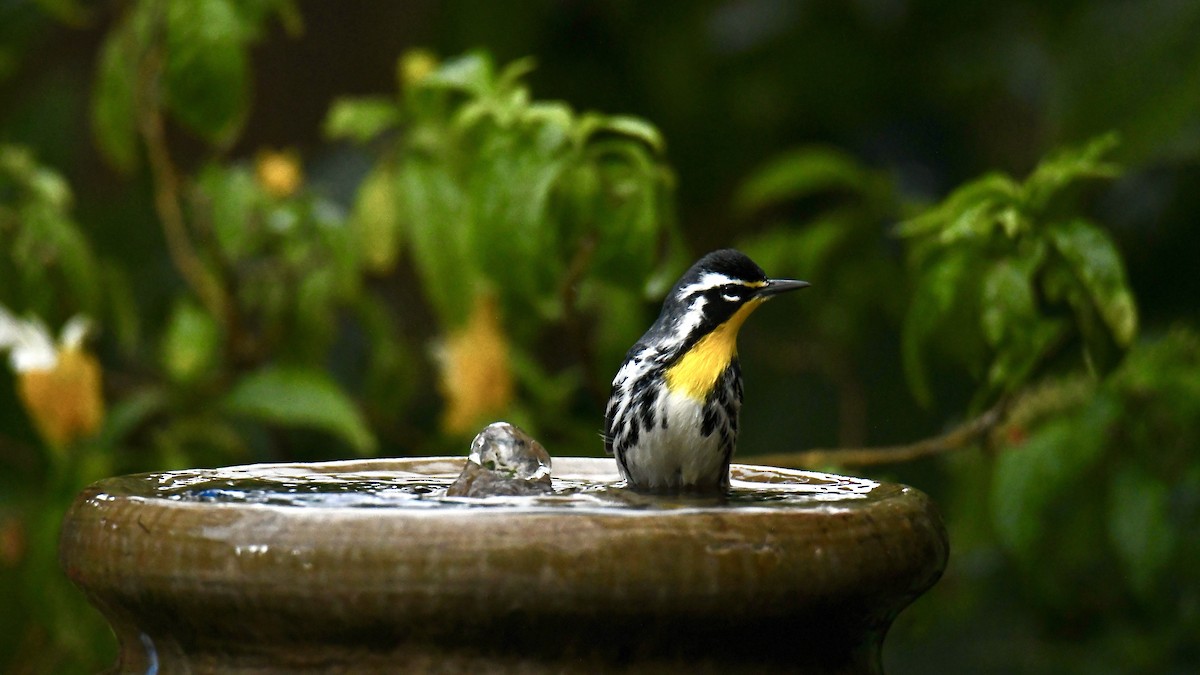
[59,455,949,674]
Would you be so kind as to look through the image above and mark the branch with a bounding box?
[135,42,230,327]
[751,400,1008,469]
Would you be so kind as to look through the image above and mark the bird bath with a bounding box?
[59,456,947,674]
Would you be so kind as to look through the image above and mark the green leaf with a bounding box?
[579,145,671,291]
[522,102,574,153]
[420,50,494,95]
[354,295,416,420]
[896,173,1020,239]
[3,150,102,317]
[223,366,377,455]
[164,0,249,143]
[902,253,970,405]
[397,157,474,325]
[734,146,871,214]
[161,300,222,383]
[44,210,101,315]
[101,260,142,355]
[392,51,676,330]
[981,260,1036,348]
[91,21,139,171]
[992,419,1073,555]
[980,259,1062,396]
[984,319,1066,397]
[576,113,665,155]
[938,199,1001,244]
[351,165,402,273]
[465,125,564,309]
[1048,219,1139,347]
[197,164,261,260]
[991,394,1116,556]
[25,162,72,210]
[293,267,337,359]
[324,97,402,144]
[1107,466,1174,597]
[1023,133,1120,211]
[310,196,359,297]
[1110,328,1200,420]
[495,56,537,94]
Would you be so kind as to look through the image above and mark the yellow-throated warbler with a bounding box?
[604,249,809,493]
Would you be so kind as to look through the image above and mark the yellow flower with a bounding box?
[0,308,104,449]
[255,149,303,199]
[435,293,514,435]
[399,49,437,88]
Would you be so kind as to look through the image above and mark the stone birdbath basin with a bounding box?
[59,453,947,674]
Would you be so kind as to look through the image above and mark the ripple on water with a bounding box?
[110,461,884,512]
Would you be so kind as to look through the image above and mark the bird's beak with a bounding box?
[756,278,811,298]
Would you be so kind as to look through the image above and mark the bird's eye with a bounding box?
[718,284,745,303]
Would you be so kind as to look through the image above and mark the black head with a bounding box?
[650,249,809,350]
[686,249,769,286]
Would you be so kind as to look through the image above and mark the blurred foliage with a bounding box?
[3,7,680,669]
[989,331,1200,601]
[328,48,676,335]
[732,146,906,447]
[1,2,1199,673]
[326,48,679,440]
[896,133,1136,408]
[0,145,103,322]
[920,328,1200,672]
[90,0,302,170]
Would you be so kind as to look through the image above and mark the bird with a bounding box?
[604,249,809,493]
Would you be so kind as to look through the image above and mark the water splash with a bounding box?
[446,422,553,496]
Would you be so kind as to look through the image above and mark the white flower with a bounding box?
[0,305,91,372]
[0,304,103,448]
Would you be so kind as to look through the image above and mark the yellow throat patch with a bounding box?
[665,298,764,401]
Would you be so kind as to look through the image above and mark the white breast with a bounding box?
[620,389,726,491]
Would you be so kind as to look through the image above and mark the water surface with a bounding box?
[108,458,886,512]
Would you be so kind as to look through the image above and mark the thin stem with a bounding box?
[751,399,1008,469]
[135,43,230,327]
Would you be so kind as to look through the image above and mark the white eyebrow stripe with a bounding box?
[679,272,736,295]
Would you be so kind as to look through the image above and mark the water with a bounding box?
[446,422,553,497]
[108,458,888,512]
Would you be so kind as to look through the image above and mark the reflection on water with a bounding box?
[112,460,884,512]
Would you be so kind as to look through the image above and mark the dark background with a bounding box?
[2,1,1199,672]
